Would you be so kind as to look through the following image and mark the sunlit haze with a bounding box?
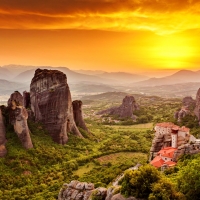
[0,0,200,77]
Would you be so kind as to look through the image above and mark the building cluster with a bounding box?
[150,122,198,169]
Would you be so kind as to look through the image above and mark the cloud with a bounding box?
[0,0,200,34]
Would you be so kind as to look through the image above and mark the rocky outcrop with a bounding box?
[7,91,33,149]
[174,96,196,122]
[23,91,31,109]
[0,108,7,157]
[72,100,88,132]
[58,180,141,200]
[98,96,139,119]
[30,69,83,144]
[58,180,96,200]
[173,142,200,161]
[194,88,200,125]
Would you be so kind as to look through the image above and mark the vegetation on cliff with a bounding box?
[1,92,200,199]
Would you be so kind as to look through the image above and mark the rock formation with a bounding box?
[30,69,83,144]
[58,180,140,200]
[72,100,88,132]
[0,108,7,157]
[7,91,33,149]
[98,96,139,119]
[58,181,95,200]
[194,88,200,125]
[173,142,200,161]
[23,91,31,109]
[174,96,196,122]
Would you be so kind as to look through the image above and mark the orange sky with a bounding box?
[0,0,200,76]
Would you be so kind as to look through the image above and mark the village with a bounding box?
[150,122,200,170]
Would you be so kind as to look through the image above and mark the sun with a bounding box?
[152,34,196,70]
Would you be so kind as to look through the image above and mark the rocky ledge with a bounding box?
[58,180,141,200]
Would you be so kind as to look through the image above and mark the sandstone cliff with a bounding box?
[98,96,139,119]
[23,91,31,109]
[8,91,33,149]
[194,88,200,125]
[0,108,7,157]
[30,69,83,144]
[72,100,88,132]
[174,96,196,122]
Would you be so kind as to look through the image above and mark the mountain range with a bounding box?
[1,65,200,97]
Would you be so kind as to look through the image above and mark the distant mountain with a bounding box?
[96,72,148,83]
[70,83,118,94]
[0,67,13,80]
[133,70,200,86]
[0,79,28,95]
[74,69,106,75]
[13,67,109,84]
[2,64,35,77]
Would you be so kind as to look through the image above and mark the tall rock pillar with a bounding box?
[30,69,83,144]
[8,91,33,149]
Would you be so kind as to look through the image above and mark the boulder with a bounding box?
[72,100,89,132]
[58,181,95,200]
[30,69,83,144]
[7,91,33,149]
[98,96,139,119]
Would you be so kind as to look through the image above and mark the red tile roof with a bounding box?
[150,156,165,168]
[158,147,177,158]
[151,147,177,168]
[155,122,190,132]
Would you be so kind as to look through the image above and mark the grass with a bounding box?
[96,152,147,165]
[106,123,154,129]
[74,162,95,176]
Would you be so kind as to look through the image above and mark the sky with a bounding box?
[0,0,200,76]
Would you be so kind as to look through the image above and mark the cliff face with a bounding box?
[0,108,7,157]
[98,96,139,119]
[72,100,88,132]
[23,91,31,109]
[30,69,83,144]
[194,88,200,124]
[8,91,33,149]
[174,96,196,122]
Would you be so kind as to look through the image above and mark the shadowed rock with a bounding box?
[98,95,139,119]
[0,108,7,157]
[30,69,83,144]
[23,91,31,109]
[174,96,196,122]
[72,100,88,132]
[8,91,33,149]
[194,88,200,125]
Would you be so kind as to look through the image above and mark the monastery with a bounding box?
[150,122,197,169]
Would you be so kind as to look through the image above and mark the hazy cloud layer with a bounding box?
[0,0,200,34]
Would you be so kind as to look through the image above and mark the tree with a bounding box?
[149,178,185,200]
[121,165,161,198]
[176,158,200,199]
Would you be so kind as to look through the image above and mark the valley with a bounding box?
[1,67,200,199]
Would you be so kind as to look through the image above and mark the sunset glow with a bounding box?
[0,0,200,75]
